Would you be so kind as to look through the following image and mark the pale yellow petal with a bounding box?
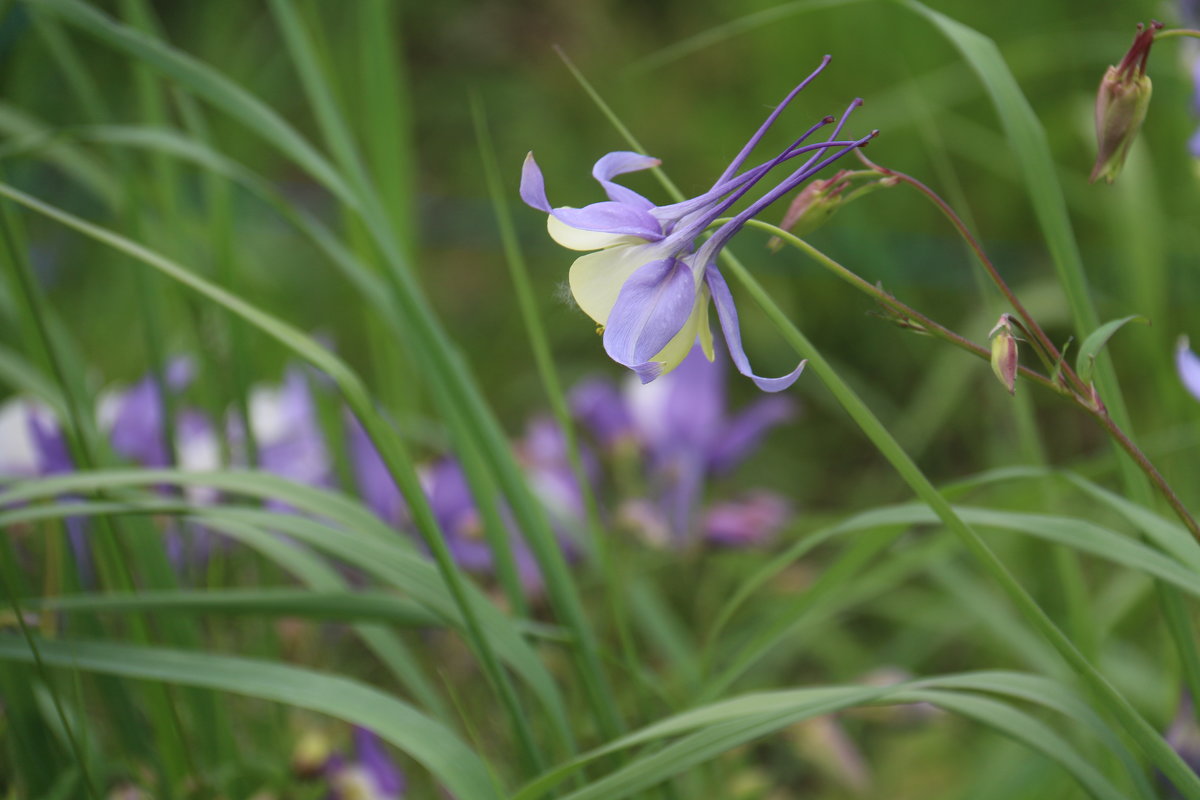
[650,290,708,376]
[547,214,643,251]
[569,244,660,325]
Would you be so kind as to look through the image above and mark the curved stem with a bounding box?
[853,152,1092,396]
[1154,28,1200,41]
[740,219,1066,397]
[1088,405,1200,543]
[749,218,1200,544]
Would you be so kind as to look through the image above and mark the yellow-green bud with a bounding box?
[1090,21,1161,184]
[989,315,1019,395]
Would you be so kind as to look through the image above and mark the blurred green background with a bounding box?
[2,0,1198,531]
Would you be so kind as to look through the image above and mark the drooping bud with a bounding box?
[1091,21,1162,184]
[989,314,1019,395]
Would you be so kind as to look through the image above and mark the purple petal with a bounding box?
[551,202,663,240]
[1190,127,1200,160]
[603,258,696,381]
[568,378,635,447]
[660,455,706,542]
[28,409,74,475]
[353,728,406,798]
[592,151,660,209]
[109,376,169,467]
[520,152,552,212]
[705,265,805,392]
[1177,337,1200,401]
[703,491,791,547]
[164,356,196,391]
[346,413,408,527]
[708,395,795,473]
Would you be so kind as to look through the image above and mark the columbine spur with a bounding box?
[521,57,875,391]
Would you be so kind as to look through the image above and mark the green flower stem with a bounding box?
[739,219,1063,396]
[1154,28,1200,41]
[718,247,1200,797]
[852,152,1090,396]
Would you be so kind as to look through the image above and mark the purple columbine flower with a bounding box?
[702,491,791,547]
[326,727,406,800]
[0,398,94,584]
[575,342,795,544]
[346,412,409,528]
[230,368,332,510]
[521,57,874,391]
[421,456,544,594]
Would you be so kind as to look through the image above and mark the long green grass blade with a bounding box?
[0,636,502,800]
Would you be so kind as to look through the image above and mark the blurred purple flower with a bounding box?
[1182,1,1200,157]
[346,413,408,528]
[0,399,93,583]
[327,727,406,800]
[100,357,195,468]
[569,378,635,448]
[422,457,543,593]
[1176,337,1200,400]
[229,368,332,511]
[575,343,795,544]
[347,411,583,594]
[702,491,791,547]
[521,58,873,390]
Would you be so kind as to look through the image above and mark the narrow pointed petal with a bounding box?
[551,201,663,240]
[1177,337,1200,401]
[603,258,697,380]
[569,243,663,323]
[520,152,552,212]
[592,151,660,208]
[706,265,805,392]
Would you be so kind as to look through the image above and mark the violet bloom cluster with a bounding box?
[571,342,795,547]
[521,57,873,391]
[0,359,339,576]
[346,413,585,595]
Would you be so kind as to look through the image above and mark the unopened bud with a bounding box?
[989,315,1019,395]
[1091,21,1162,184]
[769,173,846,250]
[768,169,894,251]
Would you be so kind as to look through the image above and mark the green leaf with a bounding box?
[31,589,442,627]
[0,637,502,800]
[1076,316,1150,384]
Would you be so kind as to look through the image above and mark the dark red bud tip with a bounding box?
[1117,20,1164,77]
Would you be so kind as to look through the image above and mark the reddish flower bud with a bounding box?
[989,315,1019,395]
[1091,21,1162,184]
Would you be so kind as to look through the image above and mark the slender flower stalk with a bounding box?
[522,58,876,390]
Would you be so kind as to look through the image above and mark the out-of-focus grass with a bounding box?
[2,0,1200,797]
